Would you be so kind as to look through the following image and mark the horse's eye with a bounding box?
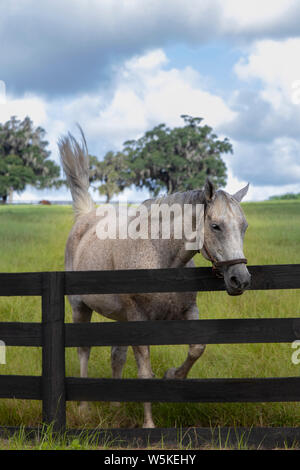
[211,223,221,231]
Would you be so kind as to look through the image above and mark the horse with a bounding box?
[58,130,251,428]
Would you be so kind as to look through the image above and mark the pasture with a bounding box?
[0,200,300,436]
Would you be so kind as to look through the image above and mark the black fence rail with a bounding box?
[0,264,300,448]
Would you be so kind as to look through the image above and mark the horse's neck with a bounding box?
[147,189,205,268]
[162,240,197,268]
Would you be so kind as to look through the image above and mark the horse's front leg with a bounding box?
[164,304,206,379]
[132,345,155,428]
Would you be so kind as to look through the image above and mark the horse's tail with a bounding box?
[58,126,94,219]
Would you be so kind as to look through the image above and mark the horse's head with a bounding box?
[201,179,251,296]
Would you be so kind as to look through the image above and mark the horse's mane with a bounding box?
[141,189,206,210]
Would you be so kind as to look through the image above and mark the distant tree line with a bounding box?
[0,114,233,203]
[269,193,300,201]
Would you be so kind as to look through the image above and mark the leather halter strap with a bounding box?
[202,233,247,278]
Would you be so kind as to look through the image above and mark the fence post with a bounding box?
[41,271,66,433]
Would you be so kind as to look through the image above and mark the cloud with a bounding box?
[229,138,300,186]
[2,0,300,96]
[221,0,300,38]
[0,93,47,127]
[221,89,300,143]
[234,38,300,106]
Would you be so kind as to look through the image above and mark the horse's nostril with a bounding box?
[242,278,251,289]
[230,276,240,289]
[230,276,250,290]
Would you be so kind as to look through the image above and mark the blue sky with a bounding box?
[1,0,300,202]
[165,42,244,95]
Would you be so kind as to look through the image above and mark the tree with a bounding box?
[89,151,132,202]
[0,116,60,203]
[123,115,232,196]
[269,192,300,201]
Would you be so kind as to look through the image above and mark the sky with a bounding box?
[1,0,300,202]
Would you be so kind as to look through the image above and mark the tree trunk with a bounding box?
[167,179,174,194]
[8,188,13,203]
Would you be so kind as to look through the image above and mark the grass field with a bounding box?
[0,201,300,442]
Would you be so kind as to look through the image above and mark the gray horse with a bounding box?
[58,131,251,428]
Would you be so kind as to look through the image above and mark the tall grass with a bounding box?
[0,201,300,431]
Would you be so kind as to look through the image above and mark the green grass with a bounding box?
[0,424,271,450]
[0,201,300,440]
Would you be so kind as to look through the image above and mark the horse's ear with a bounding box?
[232,183,249,202]
[204,178,215,202]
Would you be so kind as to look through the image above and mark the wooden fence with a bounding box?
[1,264,300,448]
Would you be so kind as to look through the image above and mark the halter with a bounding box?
[201,241,248,278]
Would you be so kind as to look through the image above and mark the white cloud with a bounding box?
[126,49,168,71]
[234,38,300,108]
[0,93,47,126]
[222,0,296,31]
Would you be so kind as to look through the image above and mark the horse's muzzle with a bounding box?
[224,263,251,296]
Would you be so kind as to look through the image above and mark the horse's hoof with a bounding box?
[163,367,177,379]
[143,422,155,428]
[78,402,90,414]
